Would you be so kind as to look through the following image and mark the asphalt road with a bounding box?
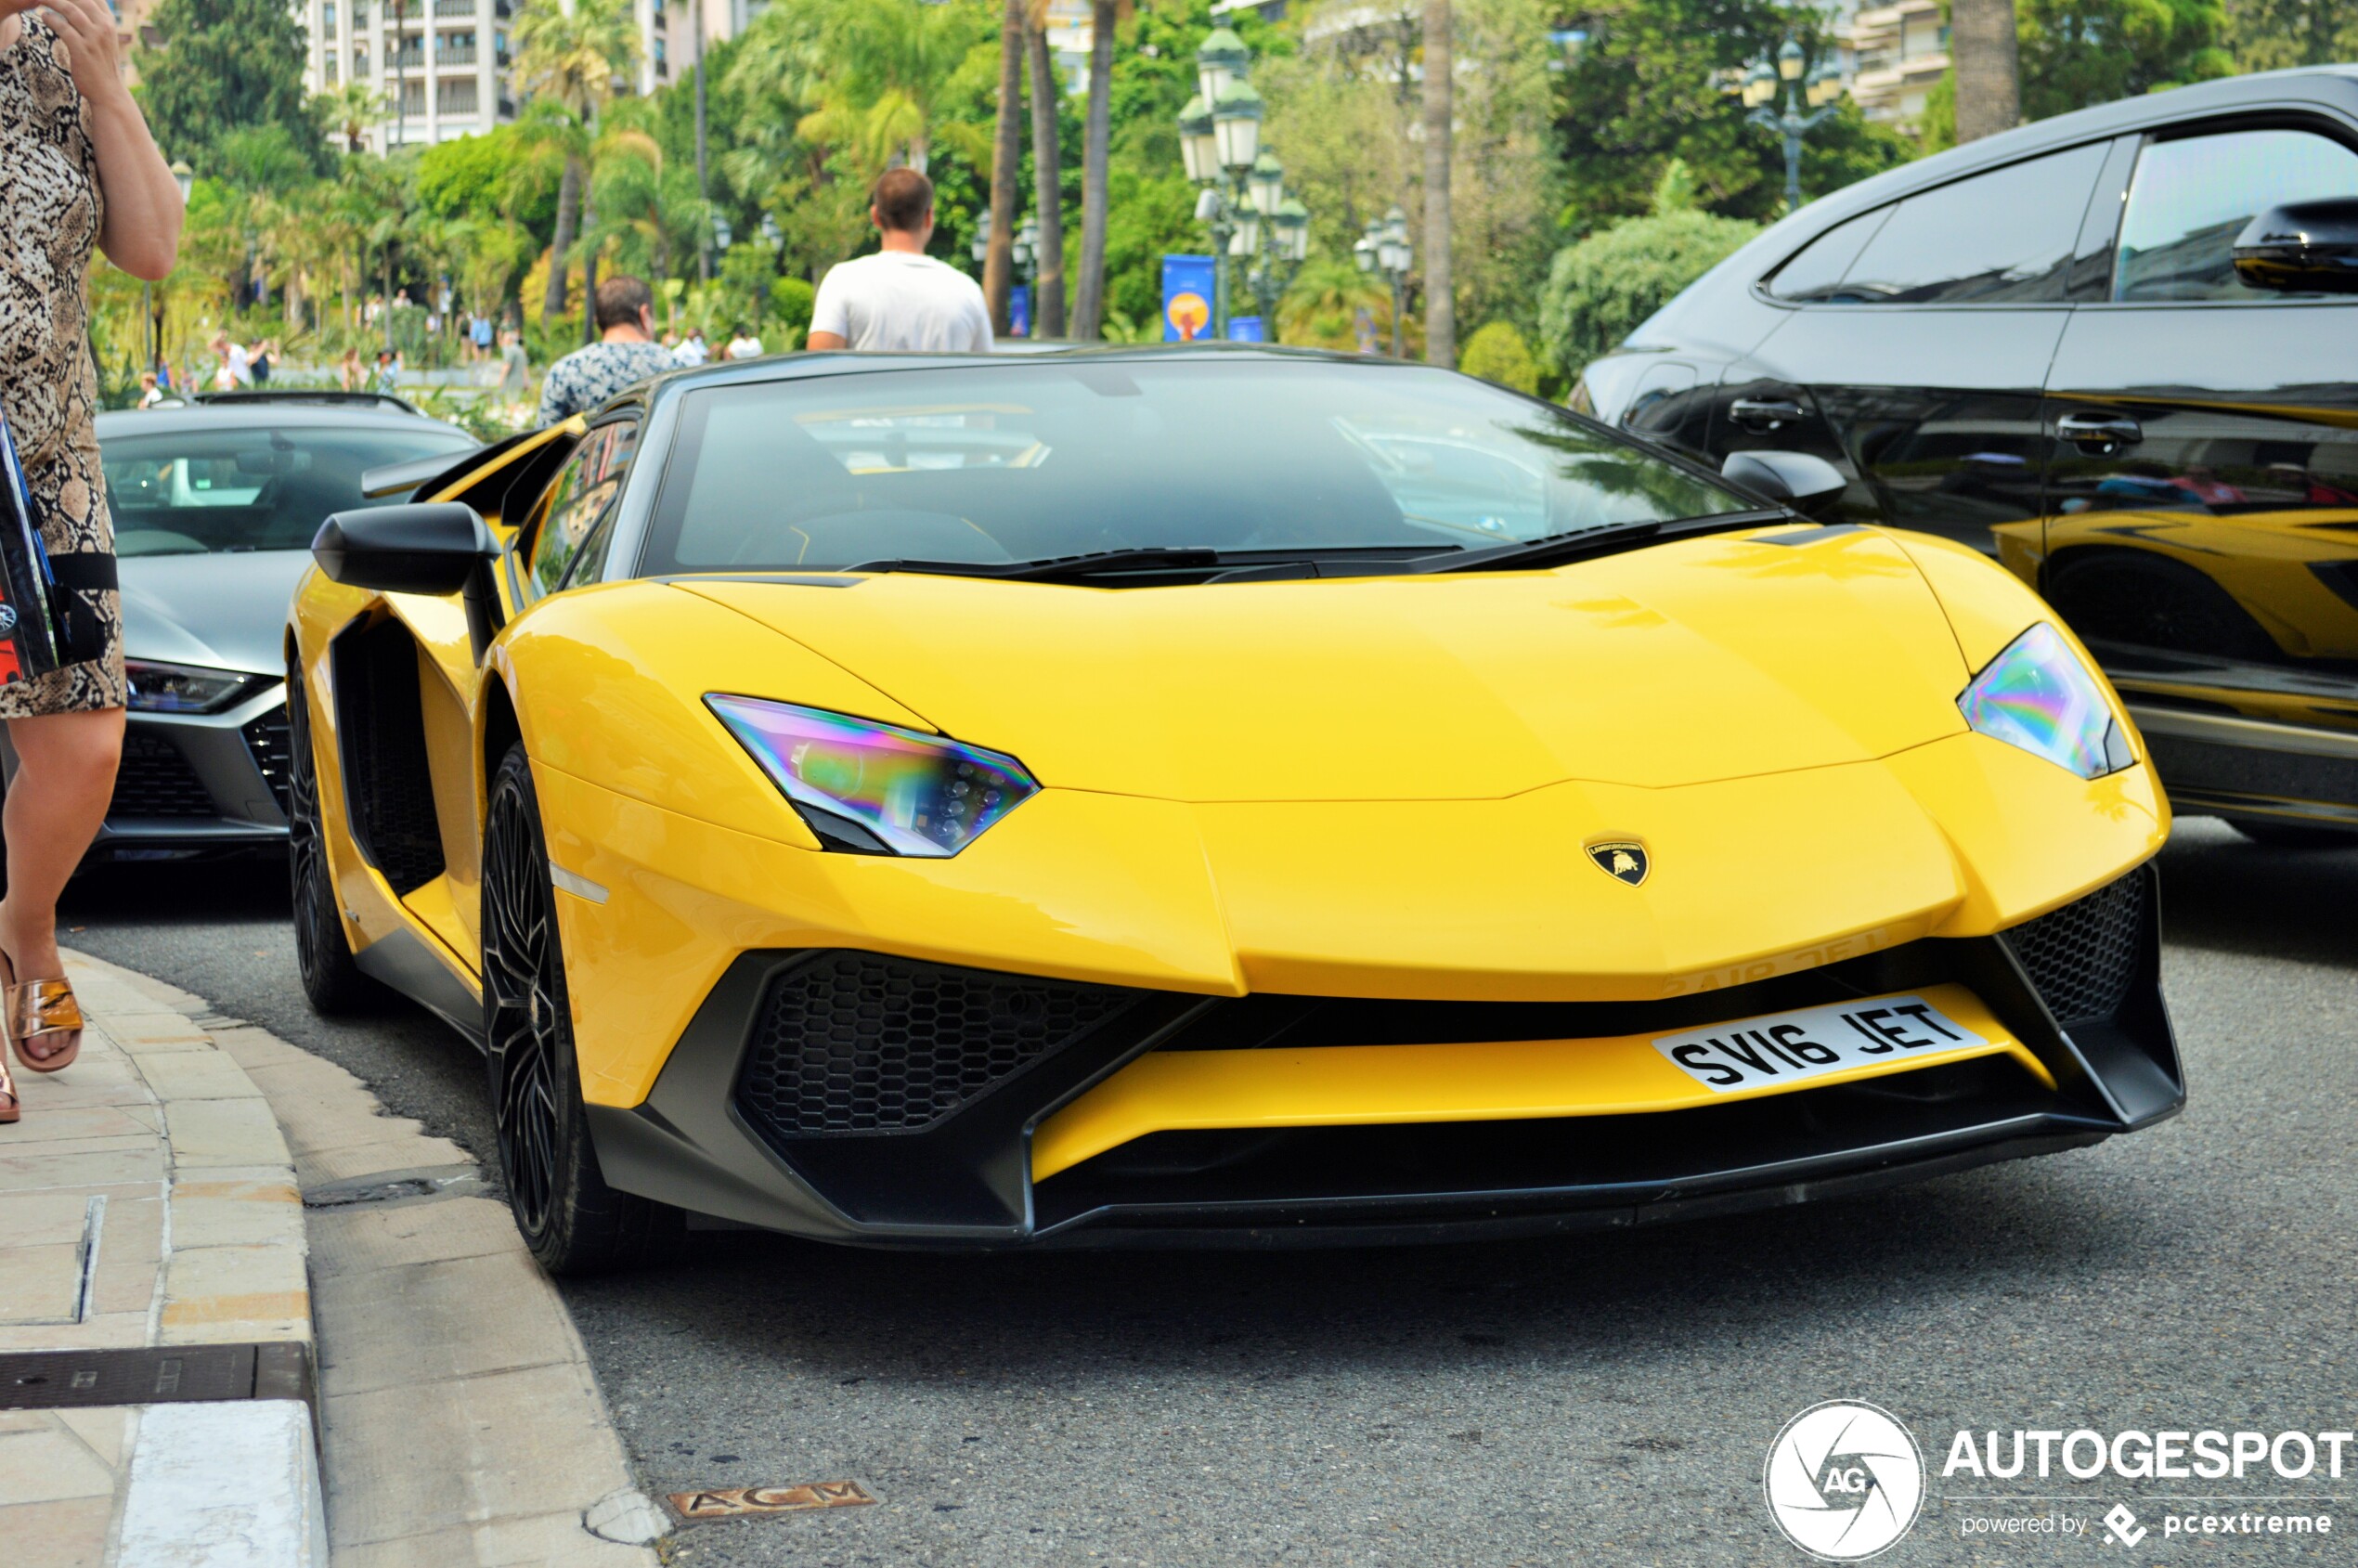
[58,818,2358,1566]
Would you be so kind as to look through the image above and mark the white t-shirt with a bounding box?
[724,334,764,361]
[810,251,994,353]
[673,336,709,367]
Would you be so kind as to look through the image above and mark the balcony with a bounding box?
[439,79,479,112]
[438,45,475,64]
[434,0,472,16]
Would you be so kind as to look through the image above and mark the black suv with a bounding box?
[1579,67,2358,843]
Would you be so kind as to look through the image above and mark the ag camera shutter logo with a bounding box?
[1764,1400,1925,1560]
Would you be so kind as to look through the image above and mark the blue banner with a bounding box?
[1161,254,1215,343]
[1010,284,1031,338]
[1226,315,1265,343]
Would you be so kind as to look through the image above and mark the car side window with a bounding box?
[2113,128,2358,303]
[1814,143,2108,305]
[525,421,637,597]
[1766,209,1892,302]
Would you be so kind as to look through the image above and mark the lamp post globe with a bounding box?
[1178,96,1214,183]
[1211,80,1263,172]
[970,207,990,268]
[1195,27,1250,108]
[1777,36,1804,80]
[1249,151,1284,216]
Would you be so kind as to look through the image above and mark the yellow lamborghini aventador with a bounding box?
[284,347,2183,1273]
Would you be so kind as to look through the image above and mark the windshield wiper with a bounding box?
[843,544,1465,586]
[844,547,1225,582]
[1418,510,1791,574]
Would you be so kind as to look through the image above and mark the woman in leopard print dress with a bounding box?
[0,0,181,1123]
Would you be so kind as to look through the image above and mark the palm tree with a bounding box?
[315,81,387,157]
[1025,0,1065,338]
[1951,0,2021,142]
[792,0,980,175]
[986,0,1024,330]
[1420,0,1453,367]
[512,0,639,324]
[1070,0,1129,341]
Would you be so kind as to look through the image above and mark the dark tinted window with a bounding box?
[100,424,475,556]
[642,362,1746,575]
[1767,209,1891,302]
[2114,129,2358,302]
[1827,144,2106,304]
[527,421,637,596]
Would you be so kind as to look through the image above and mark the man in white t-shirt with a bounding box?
[807,168,994,354]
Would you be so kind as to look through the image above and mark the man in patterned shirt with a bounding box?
[537,276,680,424]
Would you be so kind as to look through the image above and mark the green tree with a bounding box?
[316,81,386,158]
[1550,0,1911,228]
[135,0,324,176]
[1536,164,1758,380]
[2228,0,2358,68]
[512,0,640,322]
[2019,0,2234,119]
[1459,320,1540,392]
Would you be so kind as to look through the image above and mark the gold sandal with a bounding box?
[0,1053,17,1124]
[0,948,80,1075]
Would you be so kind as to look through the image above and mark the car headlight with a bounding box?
[1956,622,2133,780]
[126,659,276,714]
[706,695,1040,857]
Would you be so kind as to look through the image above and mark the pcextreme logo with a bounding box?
[1765,1401,1927,1561]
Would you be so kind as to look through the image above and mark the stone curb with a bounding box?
[0,951,326,1568]
[61,951,666,1567]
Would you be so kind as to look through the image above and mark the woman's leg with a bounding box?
[1,707,124,1061]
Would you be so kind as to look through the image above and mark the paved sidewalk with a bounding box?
[0,955,323,1568]
[23,951,668,1566]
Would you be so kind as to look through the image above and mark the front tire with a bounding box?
[482,745,683,1275]
[287,663,380,1015]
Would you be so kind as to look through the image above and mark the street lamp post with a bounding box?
[1354,205,1412,358]
[1175,29,1306,340]
[1723,35,1847,214]
[149,160,194,377]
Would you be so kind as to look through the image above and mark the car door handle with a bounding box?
[1730,397,1807,430]
[2056,411,2143,451]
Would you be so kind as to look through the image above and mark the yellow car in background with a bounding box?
[285,348,2183,1273]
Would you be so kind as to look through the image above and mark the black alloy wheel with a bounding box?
[481,744,682,1274]
[287,660,379,1014]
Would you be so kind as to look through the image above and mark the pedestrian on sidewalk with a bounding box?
[807,168,993,354]
[0,0,185,1124]
[537,275,678,424]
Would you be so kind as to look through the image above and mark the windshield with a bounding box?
[101,425,478,556]
[641,360,1744,576]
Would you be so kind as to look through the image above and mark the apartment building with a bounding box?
[297,0,739,154]
[1847,0,1948,130]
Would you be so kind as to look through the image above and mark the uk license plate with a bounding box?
[1653,995,1988,1094]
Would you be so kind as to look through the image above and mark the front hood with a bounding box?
[684,527,1975,800]
[120,551,310,675]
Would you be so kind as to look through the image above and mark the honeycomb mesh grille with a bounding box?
[2005,872,2146,1025]
[110,733,216,819]
[737,953,1141,1135]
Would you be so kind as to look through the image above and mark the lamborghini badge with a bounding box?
[1587,840,1649,887]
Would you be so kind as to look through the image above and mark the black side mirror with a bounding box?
[313,502,500,594]
[314,502,507,662]
[2232,200,2358,294]
[1721,449,1848,518]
